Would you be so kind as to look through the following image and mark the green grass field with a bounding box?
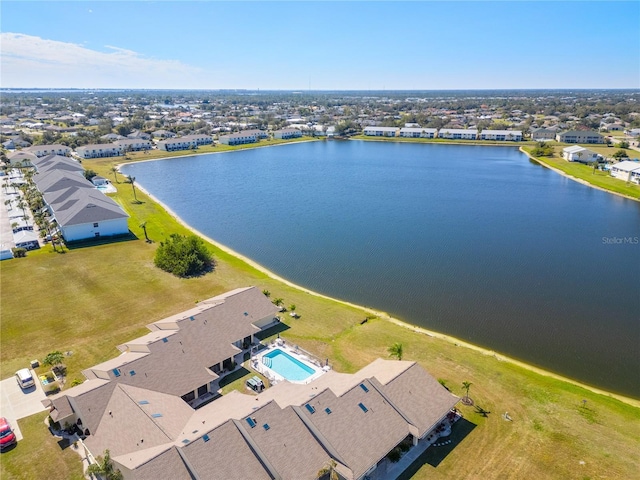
[522,146,640,200]
[1,143,639,479]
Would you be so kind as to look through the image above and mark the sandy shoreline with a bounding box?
[118,142,639,408]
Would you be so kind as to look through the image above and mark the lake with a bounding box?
[122,140,640,398]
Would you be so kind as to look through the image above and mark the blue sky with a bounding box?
[2,1,639,89]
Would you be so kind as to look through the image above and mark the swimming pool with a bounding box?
[262,348,316,382]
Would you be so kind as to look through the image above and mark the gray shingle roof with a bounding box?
[49,188,129,227]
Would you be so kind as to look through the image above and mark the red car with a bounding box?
[0,417,17,449]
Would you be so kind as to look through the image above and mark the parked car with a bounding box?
[0,417,17,449]
[15,368,35,390]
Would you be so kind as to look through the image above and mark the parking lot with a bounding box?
[0,371,47,441]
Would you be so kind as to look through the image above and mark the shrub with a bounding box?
[154,234,213,277]
[387,447,402,463]
[11,247,27,258]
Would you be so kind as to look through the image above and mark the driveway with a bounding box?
[0,371,47,441]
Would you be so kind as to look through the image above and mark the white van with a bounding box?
[15,368,35,389]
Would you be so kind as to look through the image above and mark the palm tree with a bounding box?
[289,304,296,313]
[87,449,123,480]
[128,175,138,202]
[462,381,473,403]
[262,290,271,297]
[111,166,120,183]
[139,221,150,242]
[316,459,339,480]
[388,342,403,361]
[272,298,284,307]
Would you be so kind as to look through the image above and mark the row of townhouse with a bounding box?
[44,286,459,480]
[76,139,152,159]
[157,134,213,151]
[363,127,523,141]
[31,154,129,241]
[555,130,605,144]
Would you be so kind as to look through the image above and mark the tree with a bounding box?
[619,140,630,149]
[262,290,271,297]
[462,381,473,404]
[127,175,138,201]
[154,234,213,277]
[87,449,123,480]
[111,167,120,183]
[139,221,150,242]
[84,169,97,181]
[272,298,284,307]
[43,351,65,371]
[316,459,339,480]
[387,342,403,361]
[289,304,296,313]
[612,149,629,160]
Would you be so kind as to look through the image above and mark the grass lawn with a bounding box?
[0,412,85,480]
[522,146,640,200]
[1,144,639,479]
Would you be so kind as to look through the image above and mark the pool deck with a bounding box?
[251,340,329,385]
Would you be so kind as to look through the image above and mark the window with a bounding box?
[93,223,99,228]
[95,233,100,238]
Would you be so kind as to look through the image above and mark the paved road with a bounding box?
[0,371,47,441]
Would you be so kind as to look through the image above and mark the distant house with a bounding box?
[624,128,640,137]
[157,134,212,151]
[126,130,152,140]
[610,161,640,184]
[23,144,71,157]
[480,130,522,141]
[438,128,478,140]
[242,129,269,139]
[76,144,122,159]
[600,123,624,132]
[531,128,556,141]
[399,127,437,138]
[363,126,399,137]
[556,130,604,144]
[562,146,600,163]
[152,130,176,139]
[273,128,303,140]
[6,151,37,167]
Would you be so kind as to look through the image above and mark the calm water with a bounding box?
[122,141,640,397]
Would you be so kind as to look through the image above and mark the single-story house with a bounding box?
[562,146,601,163]
[480,130,522,141]
[438,128,478,140]
[399,127,437,138]
[42,286,459,480]
[363,126,399,137]
[273,128,303,140]
[610,161,640,184]
[556,130,604,144]
[13,230,40,250]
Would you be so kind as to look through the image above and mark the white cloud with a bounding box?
[0,33,204,88]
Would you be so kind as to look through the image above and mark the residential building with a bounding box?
[273,128,303,140]
[562,146,601,163]
[13,230,39,250]
[76,144,122,159]
[363,126,399,137]
[556,130,604,144]
[530,128,556,141]
[43,287,459,480]
[6,151,37,167]
[157,134,212,151]
[479,130,522,141]
[610,161,640,184]
[624,128,640,137]
[438,128,478,140]
[151,130,176,139]
[23,144,71,157]
[218,132,258,146]
[399,127,437,138]
[32,154,84,176]
[114,139,152,152]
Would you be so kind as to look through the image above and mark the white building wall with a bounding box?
[60,217,129,242]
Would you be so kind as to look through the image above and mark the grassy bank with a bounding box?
[1,146,639,479]
[522,146,640,201]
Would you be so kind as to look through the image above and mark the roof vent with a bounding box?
[162,338,168,343]
[263,423,270,431]
[189,316,195,321]
[151,413,163,418]
[244,312,249,316]
[358,403,368,413]
[325,408,332,414]
[138,400,149,405]
[129,370,136,376]
[182,439,189,444]
[203,434,210,442]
